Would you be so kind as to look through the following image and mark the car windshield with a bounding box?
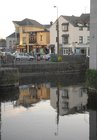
[24,53,29,56]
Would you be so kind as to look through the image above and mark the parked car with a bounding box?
[42,54,51,60]
[14,53,34,61]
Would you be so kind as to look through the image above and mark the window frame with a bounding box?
[62,23,69,31]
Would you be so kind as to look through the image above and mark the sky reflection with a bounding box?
[0,83,90,140]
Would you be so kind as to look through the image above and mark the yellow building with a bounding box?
[13,18,50,53]
[37,84,50,100]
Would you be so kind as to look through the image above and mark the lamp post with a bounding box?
[54,6,59,55]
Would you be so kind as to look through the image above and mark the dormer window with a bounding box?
[62,23,69,31]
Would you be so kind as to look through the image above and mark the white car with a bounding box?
[42,54,50,60]
[14,53,34,61]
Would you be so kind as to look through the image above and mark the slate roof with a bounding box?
[13,18,44,28]
[6,32,19,38]
[6,32,15,38]
[62,13,90,27]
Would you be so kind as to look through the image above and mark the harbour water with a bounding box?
[0,77,96,140]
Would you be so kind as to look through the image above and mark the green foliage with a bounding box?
[50,54,58,62]
[58,56,62,62]
[86,69,97,89]
[50,54,63,62]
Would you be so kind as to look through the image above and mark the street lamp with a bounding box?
[54,6,59,55]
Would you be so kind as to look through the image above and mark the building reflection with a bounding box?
[1,84,97,140]
[50,85,88,116]
[15,83,50,108]
[50,85,88,135]
[87,90,97,140]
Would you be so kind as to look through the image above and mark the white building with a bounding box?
[6,32,17,51]
[50,85,88,116]
[50,14,90,56]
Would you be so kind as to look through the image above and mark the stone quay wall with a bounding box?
[0,67,19,87]
[15,62,87,77]
[0,55,89,86]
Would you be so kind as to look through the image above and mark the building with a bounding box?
[50,85,88,116]
[50,14,90,56]
[12,18,50,53]
[0,39,6,51]
[6,32,17,51]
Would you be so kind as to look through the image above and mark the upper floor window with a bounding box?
[62,34,69,44]
[79,26,83,30]
[62,89,69,99]
[29,32,37,43]
[87,36,90,43]
[62,23,69,31]
[79,36,83,44]
[62,102,69,110]
[40,35,43,41]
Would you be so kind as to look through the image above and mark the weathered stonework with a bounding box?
[0,68,19,87]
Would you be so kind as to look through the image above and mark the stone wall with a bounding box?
[0,68,19,87]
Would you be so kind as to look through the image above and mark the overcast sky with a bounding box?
[0,0,90,39]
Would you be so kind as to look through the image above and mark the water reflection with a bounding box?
[50,85,88,136]
[15,84,50,108]
[0,87,19,140]
[87,91,97,140]
[0,83,97,140]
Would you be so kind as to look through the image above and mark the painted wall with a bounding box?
[50,16,90,54]
[37,32,50,45]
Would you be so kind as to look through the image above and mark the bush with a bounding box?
[58,56,62,62]
[50,54,63,62]
[50,54,58,62]
[86,69,97,89]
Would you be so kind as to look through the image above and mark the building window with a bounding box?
[79,36,83,44]
[62,34,69,44]
[62,102,69,109]
[29,32,37,43]
[79,26,83,30]
[62,89,69,98]
[62,23,69,31]
[40,35,43,41]
[63,48,72,55]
